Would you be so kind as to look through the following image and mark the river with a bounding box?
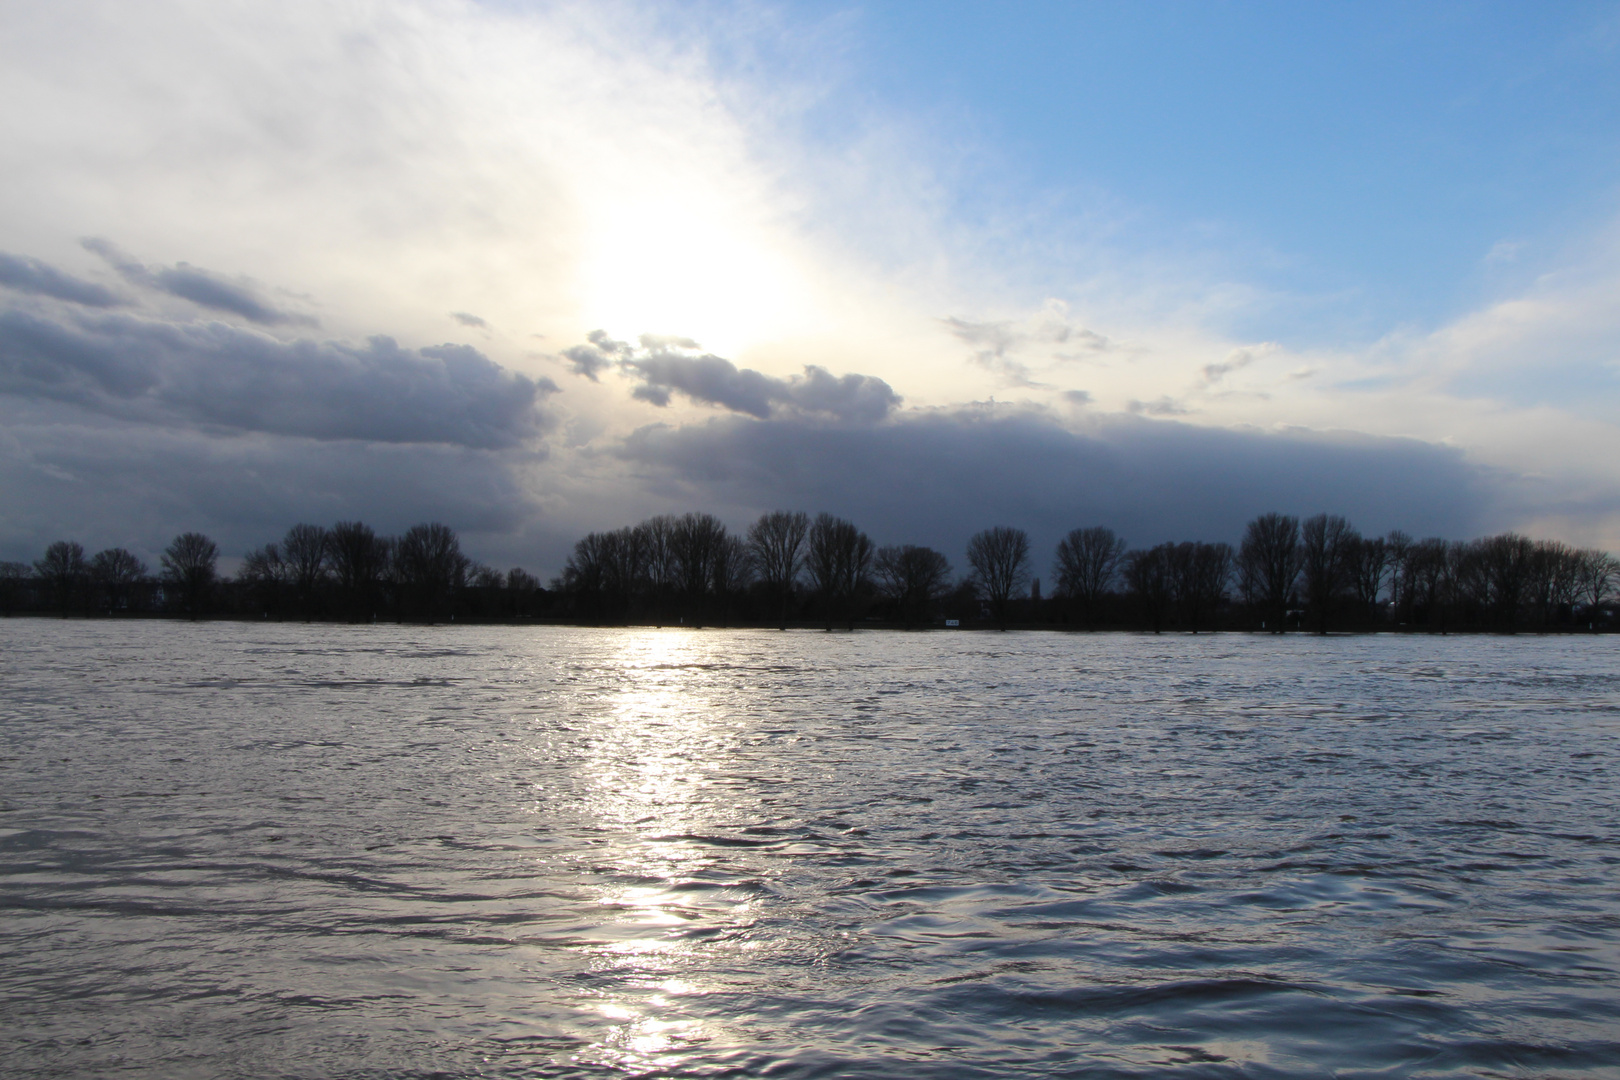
[2,621,1617,1078]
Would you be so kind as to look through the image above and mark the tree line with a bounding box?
[1,522,545,622]
[553,509,1617,633]
[3,510,1616,632]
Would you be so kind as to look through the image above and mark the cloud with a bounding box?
[1200,346,1264,385]
[451,311,487,328]
[562,329,635,382]
[616,407,1494,558]
[0,251,121,307]
[1127,396,1190,416]
[0,304,555,448]
[82,238,312,326]
[944,316,1042,386]
[572,332,901,422]
[0,398,546,568]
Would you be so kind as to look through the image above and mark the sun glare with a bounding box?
[577,190,817,357]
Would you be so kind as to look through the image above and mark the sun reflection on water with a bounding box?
[570,630,761,1071]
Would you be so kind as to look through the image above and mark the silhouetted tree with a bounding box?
[34,540,86,616]
[1053,526,1125,626]
[0,561,29,615]
[1526,540,1581,628]
[505,567,545,619]
[1351,535,1388,623]
[240,544,288,616]
[806,513,874,629]
[1384,530,1412,621]
[1577,550,1617,628]
[711,534,754,625]
[1472,532,1536,630]
[394,522,469,620]
[1236,513,1299,632]
[1399,537,1449,628]
[328,521,388,620]
[874,544,952,626]
[671,512,729,621]
[1299,514,1358,633]
[1124,544,1174,633]
[561,526,646,620]
[748,510,809,627]
[89,548,147,614]
[967,526,1031,628]
[162,532,218,618]
[281,523,330,617]
[1170,541,1232,632]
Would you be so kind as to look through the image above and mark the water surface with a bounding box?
[2,622,1618,1078]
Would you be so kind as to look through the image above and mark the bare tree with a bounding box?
[967,526,1031,628]
[1384,529,1412,621]
[1472,532,1536,630]
[1400,537,1449,629]
[1299,514,1358,633]
[806,513,875,629]
[1236,513,1299,632]
[90,547,147,614]
[711,534,754,624]
[281,524,330,617]
[1169,541,1232,632]
[1124,544,1174,633]
[0,561,30,615]
[874,544,952,626]
[671,513,729,619]
[639,515,679,605]
[240,543,288,616]
[1351,535,1388,622]
[327,521,388,620]
[162,532,219,618]
[1052,526,1125,625]
[747,510,809,627]
[34,540,86,616]
[394,522,469,620]
[1577,549,1617,628]
[1525,539,1581,628]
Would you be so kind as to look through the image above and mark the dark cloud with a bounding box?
[569,331,899,422]
[0,252,122,307]
[451,311,487,328]
[616,406,1493,560]
[82,238,311,326]
[0,306,554,448]
[626,352,900,422]
[0,398,548,569]
[562,329,635,382]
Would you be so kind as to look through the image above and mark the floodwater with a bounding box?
[1,621,1618,1079]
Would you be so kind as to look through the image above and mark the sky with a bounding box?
[3,0,1619,577]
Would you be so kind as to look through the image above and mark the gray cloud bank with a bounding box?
[82,239,311,326]
[0,303,554,450]
[619,407,1495,562]
[565,332,901,422]
[0,252,122,307]
[0,398,547,569]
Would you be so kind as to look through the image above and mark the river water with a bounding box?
[1,621,1618,1079]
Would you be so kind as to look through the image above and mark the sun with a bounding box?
[576,184,819,359]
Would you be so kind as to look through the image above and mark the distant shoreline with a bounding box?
[2,611,1612,636]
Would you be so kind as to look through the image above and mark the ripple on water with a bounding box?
[0,622,1617,1078]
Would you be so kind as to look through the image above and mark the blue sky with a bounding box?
[2,1,1619,569]
[754,1,1620,340]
